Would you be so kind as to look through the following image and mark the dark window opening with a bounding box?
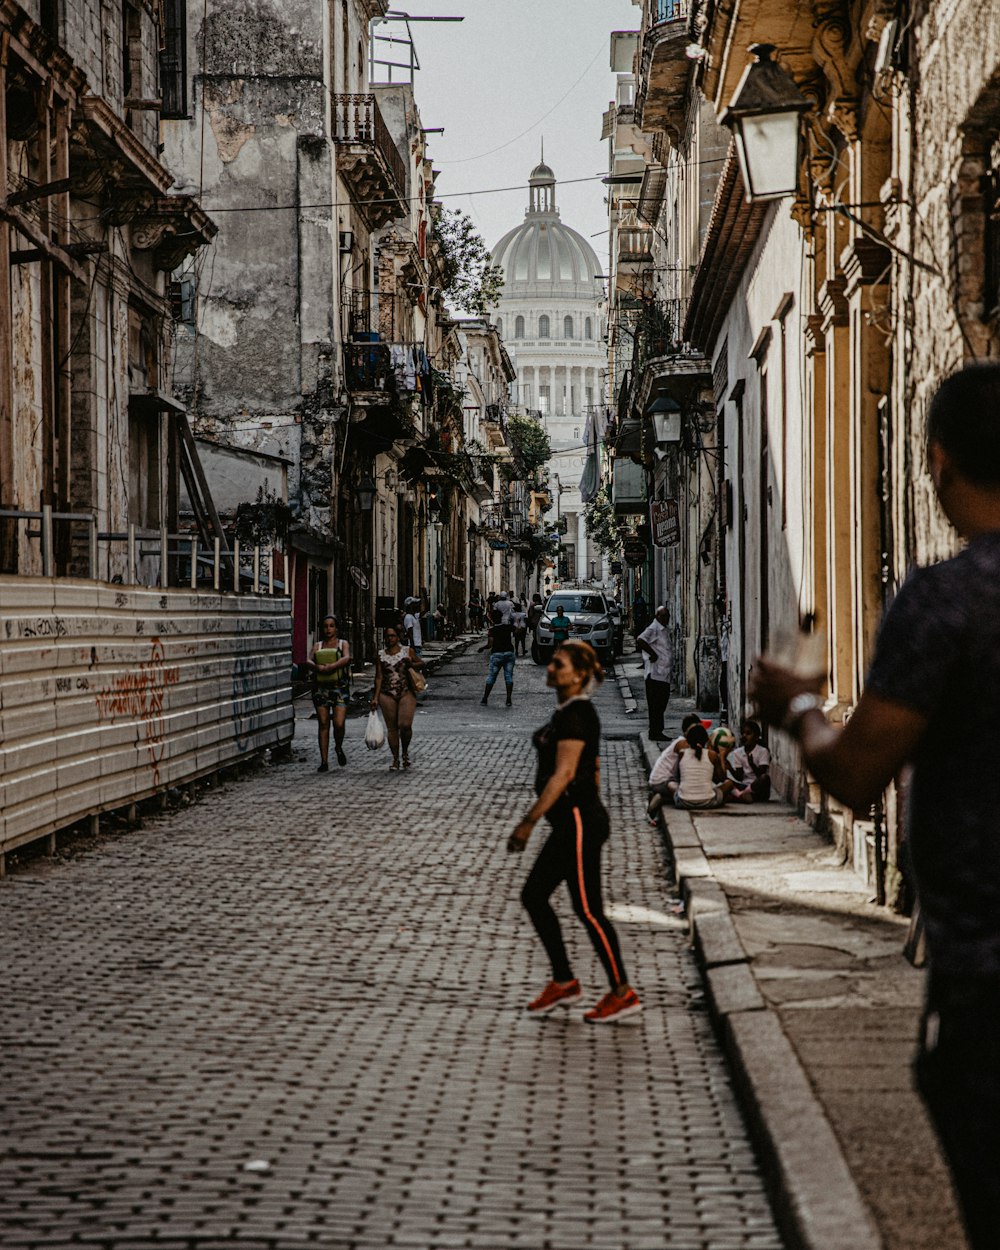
[159,0,188,118]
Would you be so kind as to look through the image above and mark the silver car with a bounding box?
[535,591,614,663]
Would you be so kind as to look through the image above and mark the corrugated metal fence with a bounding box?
[0,577,294,858]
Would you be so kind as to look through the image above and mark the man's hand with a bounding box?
[507,819,534,853]
[749,656,822,727]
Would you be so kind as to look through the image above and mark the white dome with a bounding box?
[491,165,603,301]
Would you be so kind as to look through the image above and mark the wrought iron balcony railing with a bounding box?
[332,93,406,198]
[652,0,687,24]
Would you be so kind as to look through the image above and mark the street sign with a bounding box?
[623,537,647,567]
[650,498,680,547]
[488,540,509,550]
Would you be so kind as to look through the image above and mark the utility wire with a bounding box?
[436,39,607,165]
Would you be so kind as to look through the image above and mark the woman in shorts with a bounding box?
[308,615,351,771]
[371,624,424,770]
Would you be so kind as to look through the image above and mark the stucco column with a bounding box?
[820,275,852,713]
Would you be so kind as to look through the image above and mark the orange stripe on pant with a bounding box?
[573,805,621,986]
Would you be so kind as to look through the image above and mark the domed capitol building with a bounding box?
[492,159,606,583]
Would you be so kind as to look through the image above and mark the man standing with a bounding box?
[636,605,673,741]
[402,597,423,656]
[750,363,1000,1250]
[494,590,515,624]
[480,609,516,707]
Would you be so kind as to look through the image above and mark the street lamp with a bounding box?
[646,394,681,447]
[720,44,810,202]
[356,475,377,513]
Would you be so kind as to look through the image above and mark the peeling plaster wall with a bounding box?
[163,1,339,538]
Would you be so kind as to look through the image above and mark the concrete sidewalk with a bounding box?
[639,729,968,1250]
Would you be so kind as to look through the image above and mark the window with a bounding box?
[539,385,550,414]
[159,0,188,118]
[574,427,580,439]
[585,317,593,339]
[515,315,525,338]
[538,314,550,338]
[563,315,574,338]
[496,317,503,338]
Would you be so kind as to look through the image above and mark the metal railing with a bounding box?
[344,341,393,393]
[632,297,689,367]
[653,0,687,23]
[0,507,287,594]
[332,93,406,194]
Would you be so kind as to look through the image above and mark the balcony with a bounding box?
[611,457,648,515]
[635,0,691,134]
[631,298,689,370]
[332,94,406,229]
[344,341,393,395]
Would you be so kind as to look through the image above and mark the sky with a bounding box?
[376,0,639,267]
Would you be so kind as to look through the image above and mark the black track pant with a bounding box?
[915,971,1000,1250]
[521,803,627,990]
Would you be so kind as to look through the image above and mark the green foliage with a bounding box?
[526,529,560,564]
[583,486,621,558]
[434,208,504,316]
[233,484,292,548]
[506,412,551,474]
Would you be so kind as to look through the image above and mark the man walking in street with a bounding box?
[750,362,1000,1250]
[636,605,673,741]
[403,597,423,656]
[480,609,516,707]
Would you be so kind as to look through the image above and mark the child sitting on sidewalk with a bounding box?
[727,719,772,803]
[647,713,701,822]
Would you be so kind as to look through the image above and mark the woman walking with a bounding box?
[371,624,425,770]
[308,615,351,771]
[508,640,641,1023]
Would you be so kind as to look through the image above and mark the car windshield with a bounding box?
[547,595,605,614]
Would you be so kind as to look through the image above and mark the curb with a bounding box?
[638,736,884,1250]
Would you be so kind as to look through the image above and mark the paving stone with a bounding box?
[0,650,783,1250]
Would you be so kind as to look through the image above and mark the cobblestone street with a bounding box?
[0,648,784,1250]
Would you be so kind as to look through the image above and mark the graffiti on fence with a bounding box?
[94,637,180,786]
[231,654,264,752]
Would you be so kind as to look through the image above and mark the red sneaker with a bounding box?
[526,979,582,1014]
[584,987,642,1024]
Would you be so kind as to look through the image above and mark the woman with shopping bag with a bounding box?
[371,624,425,770]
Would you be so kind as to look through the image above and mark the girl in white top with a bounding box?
[670,723,734,809]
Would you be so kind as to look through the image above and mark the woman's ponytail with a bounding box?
[686,723,709,761]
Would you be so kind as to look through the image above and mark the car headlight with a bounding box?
[595,617,611,629]
[540,616,552,628]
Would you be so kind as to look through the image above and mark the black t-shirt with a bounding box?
[532,697,601,820]
[865,532,1000,974]
[490,622,515,653]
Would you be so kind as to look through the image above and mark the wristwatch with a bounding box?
[783,692,823,732]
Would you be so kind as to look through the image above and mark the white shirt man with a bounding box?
[403,600,423,654]
[494,591,515,624]
[636,606,673,740]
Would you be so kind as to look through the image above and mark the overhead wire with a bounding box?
[435,38,608,165]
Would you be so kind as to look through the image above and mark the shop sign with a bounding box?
[650,498,680,547]
[623,537,647,567]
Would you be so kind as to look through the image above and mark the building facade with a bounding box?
[492,161,606,590]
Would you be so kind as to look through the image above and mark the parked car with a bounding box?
[534,590,614,664]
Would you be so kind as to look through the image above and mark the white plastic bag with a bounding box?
[364,707,386,751]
